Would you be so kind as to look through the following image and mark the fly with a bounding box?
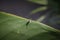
[26,20,30,26]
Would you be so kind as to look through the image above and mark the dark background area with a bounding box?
[0,0,43,20]
[0,0,60,30]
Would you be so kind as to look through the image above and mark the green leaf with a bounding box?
[30,6,47,14]
[28,0,47,5]
[0,12,60,40]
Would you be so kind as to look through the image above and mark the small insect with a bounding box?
[26,20,30,26]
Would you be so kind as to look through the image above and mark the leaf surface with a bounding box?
[28,0,47,5]
[0,12,60,40]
